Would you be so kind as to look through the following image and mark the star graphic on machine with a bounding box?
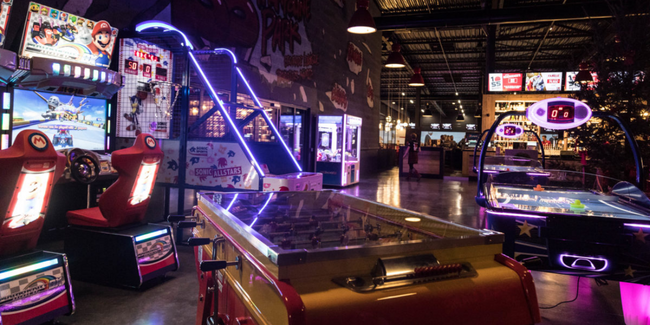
[634,228,648,243]
[624,265,637,278]
[517,220,535,237]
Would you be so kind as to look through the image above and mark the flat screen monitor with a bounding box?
[488,73,523,92]
[524,72,562,91]
[12,89,107,151]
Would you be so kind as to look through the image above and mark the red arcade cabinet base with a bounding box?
[64,224,178,288]
[0,251,74,325]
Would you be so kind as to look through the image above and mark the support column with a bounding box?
[485,25,496,94]
[415,88,422,141]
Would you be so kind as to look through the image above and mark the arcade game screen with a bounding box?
[12,89,107,150]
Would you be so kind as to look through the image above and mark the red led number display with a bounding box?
[547,104,575,123]
[143,64,152,78]
[124,59,138,75]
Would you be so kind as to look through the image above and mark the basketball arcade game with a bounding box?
[129,21,321,215]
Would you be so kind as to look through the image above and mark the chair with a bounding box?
[0,130,74,325]
[66,133,162,228]
[64,133,178,288]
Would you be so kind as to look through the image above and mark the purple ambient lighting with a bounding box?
[526,97,592,130]
[558,254,609,272]
[226,193,239,211]
[0,285,66,312]
[527,172,551,177]
[187,52,264,177]
[486,210,547,219]
[249,193,273,229]
[235,67,302,172]
[134,21,194,50]
[213,48,237,64]
[624,223,650,229]
[495,124,524,139]
[341,115,348,186]
[620,282,650,324]
[483,170,500,174]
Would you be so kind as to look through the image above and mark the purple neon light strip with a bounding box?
[213,48,237,64]
[134,21,194,50]
[249,193,273,228]
[527,172,551,176]
[235,67,302,172]
[341,115,347,186]
[487,210,547,219]
[483,170,500,174]
[188,52,264,177]
[624,223,650,229]
[558,254,608,272]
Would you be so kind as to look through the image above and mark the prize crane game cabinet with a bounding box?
[0,130,73,325]
[64,134,179,288]
[316,114,361,187]
[188,191,541,325]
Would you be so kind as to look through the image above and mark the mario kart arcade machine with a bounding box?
[0,130,72,325]
[316,114,362,187]
[475,98,650,324]
[128,21,321,219]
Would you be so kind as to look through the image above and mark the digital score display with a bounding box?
[503,125,517,135]
[124,59,138,75]
[142,64,152,78]
[134,50,160,62]
[155,67,168,81]
[547,104,575,123]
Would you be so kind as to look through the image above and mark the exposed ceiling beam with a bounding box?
[375,2,635,31]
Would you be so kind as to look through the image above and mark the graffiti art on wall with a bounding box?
[326,83,348,112]
[346,42,363,75]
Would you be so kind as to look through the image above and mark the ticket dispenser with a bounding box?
[64,134,178,288]
[0,130,73,325]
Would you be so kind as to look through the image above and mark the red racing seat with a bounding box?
[0,130,66,256]
[66,133,163,228]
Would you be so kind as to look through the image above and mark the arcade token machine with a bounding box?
[316,114,362,187]
[126,21,322,217]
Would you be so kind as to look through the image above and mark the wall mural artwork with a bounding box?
[326,83,348,112]
[346,42,363,75]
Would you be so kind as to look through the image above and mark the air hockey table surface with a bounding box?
[190,191,541,325]
[484,173,650,283]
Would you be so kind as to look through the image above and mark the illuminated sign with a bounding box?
[5,168,54,229]
[134,50,160,62]
[488,73,523,92]
[129,162,159,205]
[442,123,452,130]
[124,59,138,75]
[21,2,119,68]
[466,124,476,131]
[495,123,524,138]
[524,72,562,91]
[526,98,592,130]
[430,123,440,130]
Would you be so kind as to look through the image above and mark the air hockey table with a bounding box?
[485,177,650,281]
[186,191,541,325]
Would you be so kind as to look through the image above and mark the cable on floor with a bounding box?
[540,276,581,309]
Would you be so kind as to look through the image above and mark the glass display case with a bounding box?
[317,114,362,186]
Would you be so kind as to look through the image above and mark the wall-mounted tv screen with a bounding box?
[525,72,562,91]
[488,73,522,92]
[565,71,599,91]
[12,89,107,151]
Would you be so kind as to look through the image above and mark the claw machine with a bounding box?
[316,114,362,186]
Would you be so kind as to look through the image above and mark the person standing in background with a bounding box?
[405,133,422,181]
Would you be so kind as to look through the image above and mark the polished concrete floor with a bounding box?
[44,167,625,324]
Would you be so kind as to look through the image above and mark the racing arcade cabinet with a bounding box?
[0,130,73,325]
[64,134,179,288]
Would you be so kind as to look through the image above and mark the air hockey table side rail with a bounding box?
[190,191,541,325]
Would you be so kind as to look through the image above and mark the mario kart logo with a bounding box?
[145,136,156,149]
[137,238,173,264]
[28,133,48,151]
[188,146,208,156]
[0,274,63,305]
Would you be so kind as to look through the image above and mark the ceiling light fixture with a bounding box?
[385,44,406,68]
[408,67,425,87]
[347,0,376,34]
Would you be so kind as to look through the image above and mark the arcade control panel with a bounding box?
[58,148,117,181]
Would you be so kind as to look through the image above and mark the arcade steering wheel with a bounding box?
[70,154,100,184]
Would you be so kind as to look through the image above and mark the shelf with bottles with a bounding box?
[494,101,537,113]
